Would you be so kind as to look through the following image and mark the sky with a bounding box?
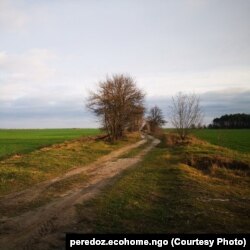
[0,0,250,128]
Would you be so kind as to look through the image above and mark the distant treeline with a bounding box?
[208,113,250,129]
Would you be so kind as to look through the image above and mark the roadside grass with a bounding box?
[191,129,250,153]
[0,132,141,196]
[75,133,250,233]
[0,128,102,160]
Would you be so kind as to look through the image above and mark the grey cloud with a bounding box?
[200,90,250,123]
[0,89,249,128]
[0,96,98,128]
[0,1,250,128]
[146,90,250,126]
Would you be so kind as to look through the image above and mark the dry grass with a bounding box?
[0,132,141,196]
[75,132,250,233]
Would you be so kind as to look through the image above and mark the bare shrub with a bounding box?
[169,92,203,141]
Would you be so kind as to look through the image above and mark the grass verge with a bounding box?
[0,132,141,196]
[75,133,250,233]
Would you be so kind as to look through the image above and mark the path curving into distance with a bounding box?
[0,136,160,250]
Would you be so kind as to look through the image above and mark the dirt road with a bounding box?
[0,136,160,250]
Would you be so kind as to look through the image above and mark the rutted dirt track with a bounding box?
[0,136,160,250]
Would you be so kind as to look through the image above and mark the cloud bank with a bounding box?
[0,0,249,128]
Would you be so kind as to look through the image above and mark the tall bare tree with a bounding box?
[147,106,166,132]
[87,74,145,141]
[170,92,203,140]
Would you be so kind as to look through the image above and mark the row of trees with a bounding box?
[208,114,250,129]
[87,74,203,141]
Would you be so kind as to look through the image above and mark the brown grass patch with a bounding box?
[184,154,249,172]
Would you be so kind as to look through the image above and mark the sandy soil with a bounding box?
[0,136,160,250]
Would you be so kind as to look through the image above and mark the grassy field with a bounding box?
[0,132,141,196]
[75,133,250,233]
[0,129,101,159]
[1,128,249,232]
[191,129,250,153]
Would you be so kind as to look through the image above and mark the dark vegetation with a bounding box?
[208,113,250,129]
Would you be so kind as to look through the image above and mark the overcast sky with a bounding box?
[0,0,250,128]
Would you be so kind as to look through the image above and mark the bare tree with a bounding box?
[169,92,203,140]
[87,74,145,141]
[147,106,166,132]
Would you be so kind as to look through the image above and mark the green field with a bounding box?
[191,129,250,153]
[0,129,101,159]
